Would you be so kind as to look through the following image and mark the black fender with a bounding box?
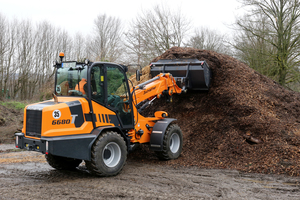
[15,132,97,161]
[89,126,131,154]
[149,118,176,151]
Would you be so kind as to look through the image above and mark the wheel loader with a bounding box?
[15,53,211,176]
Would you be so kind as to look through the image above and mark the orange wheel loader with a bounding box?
[15,53,211,176]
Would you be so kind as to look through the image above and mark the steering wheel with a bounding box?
[68,90,83,96]
[115,100,131,114]
[93,92,102,98]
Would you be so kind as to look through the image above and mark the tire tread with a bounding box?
[86,131,127,176]
[155,124,183,160]
[45,154,82,170]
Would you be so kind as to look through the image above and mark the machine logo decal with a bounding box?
[52,119,70,125]
[52,110,61,119]
[71,114,78,124]
[52,113,79,126]
[143,86,157,95]
[66,101,84,128]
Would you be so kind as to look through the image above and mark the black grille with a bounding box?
[26,110,42,138]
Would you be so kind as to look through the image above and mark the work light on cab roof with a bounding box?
[59,52,64,62]
[53,52,65,67]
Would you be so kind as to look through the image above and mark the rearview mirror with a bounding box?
[136,69,142,82]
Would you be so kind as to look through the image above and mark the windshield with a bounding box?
[55,62,88,97]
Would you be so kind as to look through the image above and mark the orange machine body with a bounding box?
[16,60,187,162]
[132,73,182,104]
[128,73,182,144]
[21,73,182,142]
[23,97,122,140]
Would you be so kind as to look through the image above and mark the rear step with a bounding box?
[150,58,211,91]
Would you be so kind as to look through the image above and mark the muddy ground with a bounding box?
[0,145,300,200]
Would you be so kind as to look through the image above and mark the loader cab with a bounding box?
[89,63,134,128]
[54,60,134,129]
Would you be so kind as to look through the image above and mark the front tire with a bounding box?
[45,154,82,170]
[86,131,127,176]
[155,124,183,160]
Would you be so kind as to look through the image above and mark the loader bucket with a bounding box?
[150,58,211,90]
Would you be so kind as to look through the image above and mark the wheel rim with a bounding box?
[170,132,180,153]
[102,142,121,168]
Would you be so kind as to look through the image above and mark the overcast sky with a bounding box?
[0,0,243,36]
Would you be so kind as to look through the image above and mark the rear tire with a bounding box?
[155,124,183,160]
[86,131,127,176]
[45,154,82,170]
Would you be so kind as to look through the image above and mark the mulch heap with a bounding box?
[0,104,23,143]
[130,47,300,176]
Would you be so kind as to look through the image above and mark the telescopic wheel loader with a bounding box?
[15,53,211,176]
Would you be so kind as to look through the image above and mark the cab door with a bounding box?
[90,63,134,129]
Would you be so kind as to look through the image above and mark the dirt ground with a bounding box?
[0,104,23,143]
[0,145,300,200]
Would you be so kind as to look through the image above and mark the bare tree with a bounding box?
[0,13,9,100]
[124,23,148,67]
[57,29,73,61]
[0,8,191,100]
[235,0,300,87]
[72,32,87,62]
[14,19,36,100]
[187,27,230,54]
[33,21,58,96]
[0,13,87,101]
[89,14,123,62]
[125,4,191,66]
[4,19,18,100]
[234,13,278,79]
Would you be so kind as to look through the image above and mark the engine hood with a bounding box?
[24,97,93,138]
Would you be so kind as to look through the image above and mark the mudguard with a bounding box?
[149,118,176,151]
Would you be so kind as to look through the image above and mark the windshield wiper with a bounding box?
[69,64,86,71]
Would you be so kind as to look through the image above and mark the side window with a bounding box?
[106,65,129,107]
[106,65,132,127]
[91,66,105,104]
[107,66,127,95]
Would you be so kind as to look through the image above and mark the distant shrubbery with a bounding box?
[0,101,26,110]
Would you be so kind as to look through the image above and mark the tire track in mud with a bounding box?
[0,150,300,199]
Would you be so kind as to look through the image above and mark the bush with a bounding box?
[0,101,26,110]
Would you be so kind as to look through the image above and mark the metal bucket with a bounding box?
[150,58,211,90]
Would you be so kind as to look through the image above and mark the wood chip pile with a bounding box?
[130,47,300,176]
